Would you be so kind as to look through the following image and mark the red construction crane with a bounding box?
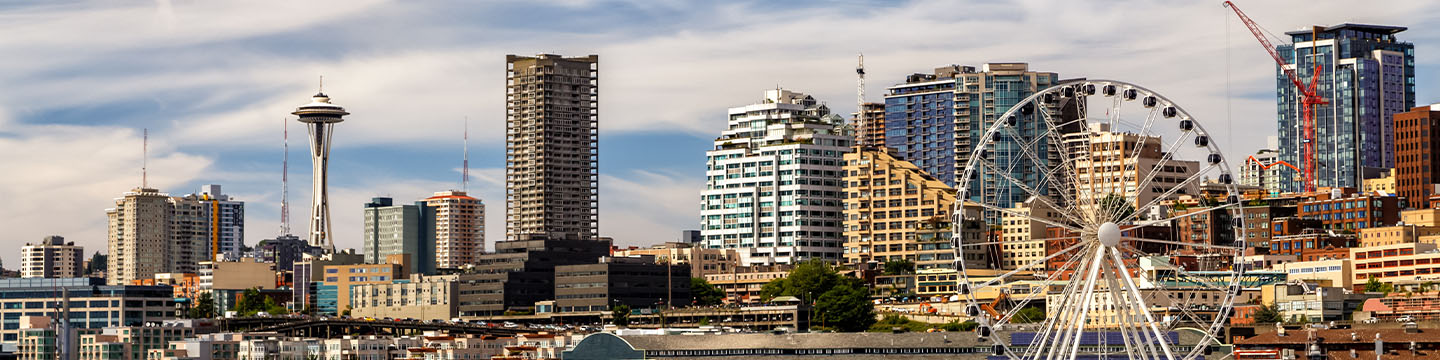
[1224,1,1328,193]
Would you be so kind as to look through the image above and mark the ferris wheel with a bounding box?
[952,80,1246,360]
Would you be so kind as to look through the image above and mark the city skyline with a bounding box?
[4,0,1440,268]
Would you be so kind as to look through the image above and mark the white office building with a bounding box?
[700,89,853,265]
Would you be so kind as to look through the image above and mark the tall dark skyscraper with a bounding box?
[504,54,599,241]
[1276,24,1414,191]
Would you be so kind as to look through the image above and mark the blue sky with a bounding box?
[2,0,1439,268]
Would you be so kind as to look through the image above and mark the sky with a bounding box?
[2,0,1439,268]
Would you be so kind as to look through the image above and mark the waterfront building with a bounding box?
[20,236,83,279]
[77,324,194,360]
[1269,233,1355,257]
[1276,24,1415,191]
[362,197,436,275]
[349,274,458,321]
[198,258,276,314]
[1394,104,1440,208]
[147,332,247,360]
[0,278,174,343]
[1262,283,1378,322]
[842,147,961,270]
[1236,328,1439,360]
[424,190,484,269]
[700,89,851,265]
[1239,202,1299,249]
[505,54,600,241]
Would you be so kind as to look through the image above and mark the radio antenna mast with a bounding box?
[142,128,148,188]
[856,53,866,146]
[280,118,291,235]
[462,116,470,192]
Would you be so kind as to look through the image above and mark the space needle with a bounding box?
[293,84,348,251]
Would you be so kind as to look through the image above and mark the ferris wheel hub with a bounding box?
[1097,222,1121,247]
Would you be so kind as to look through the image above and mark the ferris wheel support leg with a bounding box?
[1109,247,1176,360]
[1064,246,1109,360]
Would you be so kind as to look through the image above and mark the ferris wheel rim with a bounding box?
[948,79,1248,360]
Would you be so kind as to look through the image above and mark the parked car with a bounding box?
[1397,315,1415,323]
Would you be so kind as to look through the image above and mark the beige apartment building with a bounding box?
[106,187,211,285]
[1363,169,1397,194]
[842,147,958,270]
[1000,197,1059,270]
[1358,225,1440,247]
[1402,208,1440,226]
[349,274,458,321]
[611,242,738,277]
[1071,123,1200,214]
[704,266,792,304]
[323,256,409,315]
[505,54,600,241]
[20,236,83,278]
[425,191,485,268]
[1350,242,1440,291]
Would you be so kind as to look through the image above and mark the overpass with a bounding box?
[215,317,538,337]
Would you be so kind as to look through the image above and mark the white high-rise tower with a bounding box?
[293,88,348,250]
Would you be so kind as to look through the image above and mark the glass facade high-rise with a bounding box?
[361,197,436,275]
[883,63,1061,209]
[1276,24,1414,192]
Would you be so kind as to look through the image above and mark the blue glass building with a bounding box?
[1276,24,1414,192]
[884,63,1060,210]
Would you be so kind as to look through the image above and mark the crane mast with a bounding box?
[1224,1,1328,193]
[856,53,867,147]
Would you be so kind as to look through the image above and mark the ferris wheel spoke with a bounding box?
[975,241,1092,291]
[967,199,1082,233]
[1063,246,1108,360]
[1102,263,1158,360]
[1022,247,1095,360]
[995,244,1090,325]
[1108,248,1179,360]
[1035,103,1099,220]
[1125,202,1237,229]
[1119,236,1243,252]
[976,159,1087,226]
[1120,163,1218,225]
[1120,132,1199,222]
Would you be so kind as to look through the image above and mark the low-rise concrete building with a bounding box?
[702,265,792,304]
[1350,242,1440,292]
[611,242,738,277]
[1359,224,1440,247]
[1278,258,1353,289]
[349,274,458,321]
[0,278,174,343]
[554,256,692,312]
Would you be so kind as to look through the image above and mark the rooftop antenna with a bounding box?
[463,116,470,192]
[318,75,324,94]
[142,128,148,188]
[856,53,866,146]
[280,118,291,235]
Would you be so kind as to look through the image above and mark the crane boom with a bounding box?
[1223,1,1327,193]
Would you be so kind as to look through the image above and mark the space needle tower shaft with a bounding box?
[292,84,349,251]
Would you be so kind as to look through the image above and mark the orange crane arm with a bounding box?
[1245,155,1300,172]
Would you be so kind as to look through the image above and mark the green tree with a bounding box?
[1251,303,1283,324]
[611,305,631,328]
[187,292,217,319]
[760,260,876,332]
[1098,193,1135,221]
[882,260,916,276]
[261,296,288,315]
[85,252,107,276]
[1364,277,1394,293]
[814,278,876,332]
[233,288,270,317]
[690,277,725,306]
[1012,306,1045,323]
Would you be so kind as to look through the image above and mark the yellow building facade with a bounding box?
[842,147,958,270]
